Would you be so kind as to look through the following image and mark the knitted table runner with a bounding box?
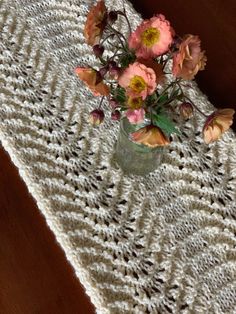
[0,0,236,313]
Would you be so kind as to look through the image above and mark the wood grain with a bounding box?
[0,146,95,314]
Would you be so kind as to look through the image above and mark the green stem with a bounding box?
[107,24,127,51]
[177,82,208,117]
[98,96,105,109]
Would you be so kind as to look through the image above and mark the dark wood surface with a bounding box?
[0,146,95,314]
[130,0,236,129]
[1,2,235,314]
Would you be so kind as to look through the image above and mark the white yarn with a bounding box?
[0,0,235,313]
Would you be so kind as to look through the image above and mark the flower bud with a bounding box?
[108,60,117,69]
[89,109,105,126]
[99,66,109,77]
[111,110,121,121]
[108,11,118,23]
[109,65,121,78]
[93,44,105,58]
[179,102,193,119]
[109,98,119,109]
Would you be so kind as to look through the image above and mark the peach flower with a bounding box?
[131,125,170,147]
[128,15,174,59]
[118,62,156,100]
[137,58,165,85]
[172,34,207,80]
[127,97,143,109]
[203,109,235,144]
[126,108,145,124]
[75,67,109,96]
[84,0,107,46]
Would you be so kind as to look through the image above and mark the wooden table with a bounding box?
[0,1,235,313]
[0,147,95,314]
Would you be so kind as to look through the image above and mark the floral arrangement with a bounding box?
[75,0,235,147]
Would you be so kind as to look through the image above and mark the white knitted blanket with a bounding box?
[0,0,236,313]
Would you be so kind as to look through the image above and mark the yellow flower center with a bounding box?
[129,75,147,93]
[141,27,160,47]
[127,97,143,109]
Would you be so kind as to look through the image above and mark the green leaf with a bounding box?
[158,93,169,104]
[113,87,127,103]
[153,113,180,136]
[120,52,136,68]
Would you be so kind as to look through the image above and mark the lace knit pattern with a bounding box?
[0,0,236,313]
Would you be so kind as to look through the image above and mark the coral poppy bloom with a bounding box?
[137,58,165,85]
[127,97,143,109]
[126,108,145,124]
[172,34,207,80]
[203,109,235,144]
[75,67,109,96]
[131,125,170,147]
[84,0,107,46]
[118,62,156,100]
[128,15,174,59]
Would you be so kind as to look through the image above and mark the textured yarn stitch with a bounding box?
[0,0,236,313]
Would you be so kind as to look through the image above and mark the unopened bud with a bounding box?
[109,66,120,79]
[99,66,109,77]
[179,102,193,119]
[89,109,105,126]
[108,11,118,23]
[109,98,119,109]
[111,110,121,121]
[93,44,105,58]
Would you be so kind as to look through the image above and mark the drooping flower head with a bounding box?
[128,15,174,59]
[75,67,109,96]
[126,108,145,124]
[203,109,235,144]
[89,109,105,125]
[179,102,194,119]
[118,62,156,100]
[172,34,207,80]
[131,125,170,147]
[84,0,107,46]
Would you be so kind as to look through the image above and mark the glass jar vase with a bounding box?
[115,118,163,176]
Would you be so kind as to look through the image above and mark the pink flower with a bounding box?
[126,108,145,124]
[172,34,207,80]
[203,109,235,144]
[118,62,156,100]
[128,15,174,59]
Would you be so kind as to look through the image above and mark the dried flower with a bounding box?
[93,44,105,57]
[172,34,207,80]
[126,108,145,124]
[131,125,170,147]
[84,0,107,46]
[118,62,156,100]
[75,67,109,96]
[203,109,235,144]
[111,110,121,121]
[128,15,174,59]
[89,109,105,125]
[179,102,193,119]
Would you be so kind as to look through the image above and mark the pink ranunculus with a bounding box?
[126,108,145,124]
[118,62,156,100]
[128,15,174,59]
[172,34,207,80]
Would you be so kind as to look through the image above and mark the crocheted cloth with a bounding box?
[0,0,236,313]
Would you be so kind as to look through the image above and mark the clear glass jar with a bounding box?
[115,118,163,176]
